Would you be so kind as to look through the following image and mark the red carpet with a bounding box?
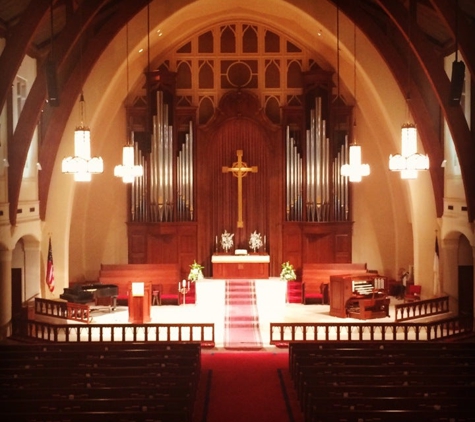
[224,280,263,350]
[193,352,304,422]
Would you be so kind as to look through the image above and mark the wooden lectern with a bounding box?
[128,281,151,323]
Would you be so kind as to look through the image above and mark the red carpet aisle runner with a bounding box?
[224,280,263,350]
[193,352,304,422]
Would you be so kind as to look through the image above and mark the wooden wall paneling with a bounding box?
[197,90,281,276]
[335,232,352,263]
[127,223,148,263]
[178,223,198,280]
[282,223,303,278]
[302,222,353,264]
[147,227,178,264]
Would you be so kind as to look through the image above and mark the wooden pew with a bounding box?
[288,341,475,422]
[98,263,181,304]
[301,263,369,304]
[0,342,201,422]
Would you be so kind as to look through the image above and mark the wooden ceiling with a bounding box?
[0,0,474,224]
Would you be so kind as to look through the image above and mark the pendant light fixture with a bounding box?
[62,93,104,181]
[340,15,369,182]
[389,0,428,179]
[62,7,103,181]
[114,22,143,183]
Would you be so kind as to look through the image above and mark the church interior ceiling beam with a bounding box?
[7,0,114,225]
[429,0,475,77]
[375,0,475,221]
[337,0,445,217]
[1,0,474,225]
[6,0,149,225]
[0,0,50,114]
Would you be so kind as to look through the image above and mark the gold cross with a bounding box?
[222,150,258,228]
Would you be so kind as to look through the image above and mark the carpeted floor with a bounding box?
[193,351,304,422]
[224,280,263,350]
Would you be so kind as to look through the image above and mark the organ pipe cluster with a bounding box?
[177,121,194,221]
[285,127,303,221]
[333,136,349,221]
[285,97,349,222]
[306,97,330,222]
[130,91,194,223]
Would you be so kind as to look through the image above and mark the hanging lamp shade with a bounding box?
[389,123,429,179]
[62,94,103,181]
[114,22,143,183]
[114,142,143,183]
[341,143,370,182]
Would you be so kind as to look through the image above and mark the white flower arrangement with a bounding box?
[220,230,234,253]
[249,231,263,253]
[188,260,204,282]
[280,261,296,281]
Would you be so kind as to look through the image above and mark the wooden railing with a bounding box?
[35,298,91,323]
[269,315,473,344]
[394,296,450,322]
[14,319,215,348]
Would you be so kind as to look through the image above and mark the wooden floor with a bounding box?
[80,278,441,350]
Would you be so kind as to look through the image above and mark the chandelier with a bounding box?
[389,2,429,179]
[341,143,370,182]
[114,23,143,183]
[62,93,103,181]
[340,22,370,183]
[114,135,143,183]
[389,123,429,179]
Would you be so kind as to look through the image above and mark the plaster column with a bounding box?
[23,239,41,301]
[442,237,459,313]
[0,249,13,340]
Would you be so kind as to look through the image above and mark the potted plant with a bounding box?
[188,260,204,282]
[280,261,296,281]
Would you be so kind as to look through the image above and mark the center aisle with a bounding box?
[193,351,304,422]
[224,280,263,350]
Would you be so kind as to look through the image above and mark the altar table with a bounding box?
[212,254,270,279]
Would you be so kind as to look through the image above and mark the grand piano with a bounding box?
[60,283,119,310]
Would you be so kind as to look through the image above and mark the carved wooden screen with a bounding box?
[197,91,282,260]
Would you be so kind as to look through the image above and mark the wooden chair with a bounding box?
[151,284,161,305]
[404,284,421,302]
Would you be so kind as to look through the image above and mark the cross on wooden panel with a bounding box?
[222,150,258,228]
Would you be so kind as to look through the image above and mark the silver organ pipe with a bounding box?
[130,91,194,223]
[299,96,349,222]
[150,91,174,222]
[332,135,349,221]
[177,121,194,221]
[285,127,303,221]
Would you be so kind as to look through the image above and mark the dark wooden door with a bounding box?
[458,265,474,318]
[11,268,22,318]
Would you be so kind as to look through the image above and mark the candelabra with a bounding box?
[178,279,191,305]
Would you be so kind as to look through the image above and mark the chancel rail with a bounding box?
[15,320,215,348]
[269,315,473,344]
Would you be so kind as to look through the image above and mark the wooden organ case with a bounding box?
[329,273,389,320]
[125,64,356,278]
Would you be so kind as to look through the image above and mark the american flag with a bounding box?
[433,237,440,296]
[46,237,55,292]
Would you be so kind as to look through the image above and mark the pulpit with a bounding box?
[128,281,151,323]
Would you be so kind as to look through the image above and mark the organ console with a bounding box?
[329,274,389,319]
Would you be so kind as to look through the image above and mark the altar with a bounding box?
[211,253,270,279]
